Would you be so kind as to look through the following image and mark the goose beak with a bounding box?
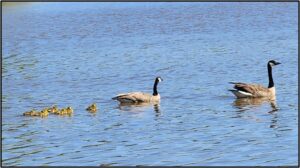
[275,62,281,65]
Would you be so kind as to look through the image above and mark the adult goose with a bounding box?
[229,60,281,100]
[112,77,163,104]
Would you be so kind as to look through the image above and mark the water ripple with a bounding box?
[2,2,298,166]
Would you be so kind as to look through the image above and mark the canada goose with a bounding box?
[229,60,281,100]
[112,77,163,104]
[86,103,97,112]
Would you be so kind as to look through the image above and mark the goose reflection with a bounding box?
[233,99,281,131]
[117,102,161,115]
[233,97,279,112]
[232,98,280,127]
[269,111,278,129]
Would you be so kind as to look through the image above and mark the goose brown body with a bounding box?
[229,82,275,99]
[113,92,160,103]
[112,77,163,104]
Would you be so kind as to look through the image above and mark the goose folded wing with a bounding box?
[113,93,138,102]
[128,92,152,102]
[113,92,152,102]
[234,83,269,97]
[233,83,254,93]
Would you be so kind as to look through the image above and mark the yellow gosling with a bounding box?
[53,108,64,115]
[23,109,37,116]
[59,109,67,115]
[42,107,50,112]
[66,107,73,115]
[48,105,59,113]
[39,109,49,117]
[86,103,97,112]
[50,106,72,116]
[31,112,41,116]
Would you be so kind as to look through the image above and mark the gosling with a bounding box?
[86,103,97,112]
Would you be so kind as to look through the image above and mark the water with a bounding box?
[2,2,298,166]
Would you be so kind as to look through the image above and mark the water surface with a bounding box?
[2,2,298,166]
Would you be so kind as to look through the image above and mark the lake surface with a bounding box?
[2,2,298,166]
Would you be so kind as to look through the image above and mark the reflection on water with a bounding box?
[233,98,279,112]
[117,102,161,116]
[153,104,161,117]
[269,111,279,129]
[232,98,280,127]
[3,2,297,166]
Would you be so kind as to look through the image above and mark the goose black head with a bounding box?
[268,60,281,67]
[156,77,163,83]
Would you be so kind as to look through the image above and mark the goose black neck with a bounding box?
[268,64,274,88]
[153,79,159,96]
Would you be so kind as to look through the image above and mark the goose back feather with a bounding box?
[112,92,160,103]
[229,82,274,98]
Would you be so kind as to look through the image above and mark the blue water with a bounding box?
[2,2,298,166]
